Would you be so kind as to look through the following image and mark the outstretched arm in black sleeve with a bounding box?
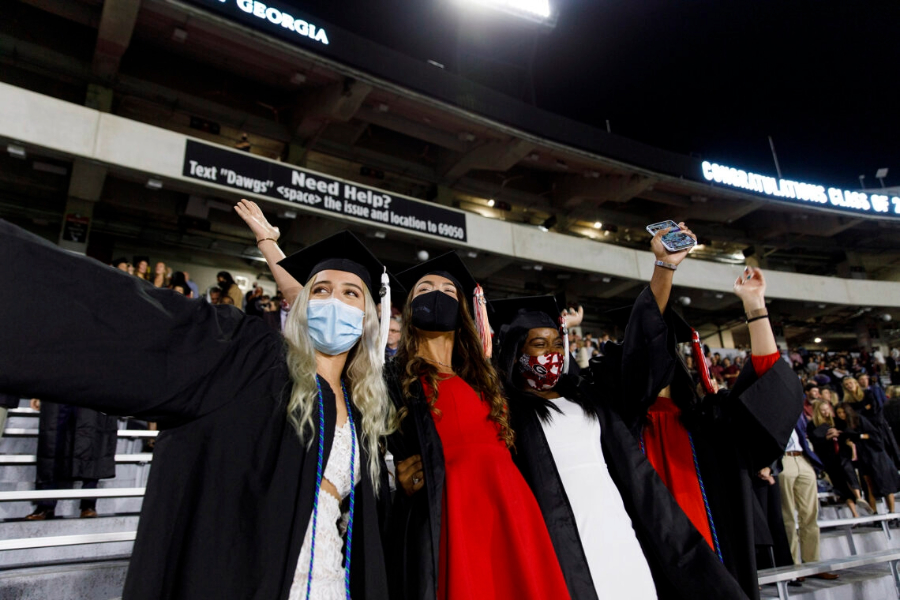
[0,220,282,424]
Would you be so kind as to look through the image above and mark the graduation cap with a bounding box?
[490,295,570,374]
[278,230,403,365]
[396,252,477,300]
[490,296,561,338]
[396,251,492,357]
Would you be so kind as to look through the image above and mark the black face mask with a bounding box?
[410,290,460,332]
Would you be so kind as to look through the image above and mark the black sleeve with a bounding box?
[615,287,677,427]
[722,360,805,471]
[0,220,283,424]
[383,363,420,462]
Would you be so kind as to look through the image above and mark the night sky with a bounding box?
[285,0,899,190]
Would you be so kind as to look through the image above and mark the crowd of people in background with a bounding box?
[737,344,900,586]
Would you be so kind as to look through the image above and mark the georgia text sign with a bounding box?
[189,0,330,46]
[701,161,900,218]
[183,140,468,241]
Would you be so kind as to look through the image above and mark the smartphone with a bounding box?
[646,220,696,253]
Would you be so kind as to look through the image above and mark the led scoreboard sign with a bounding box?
[701,161,900,218]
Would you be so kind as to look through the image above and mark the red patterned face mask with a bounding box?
[518,352,563,391]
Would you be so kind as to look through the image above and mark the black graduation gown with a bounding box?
[383,361,443,600]
[844,415,900,497]
[808,424,860,501]
[596,287,802,600]
[36,401,118,483]
[0,220,389,600]
[856,390,900,469]
[508,378,750,600]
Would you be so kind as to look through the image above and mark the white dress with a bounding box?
[288,420,361,600]
[541,397,659,600]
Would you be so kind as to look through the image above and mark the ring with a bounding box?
[412,477,420,485]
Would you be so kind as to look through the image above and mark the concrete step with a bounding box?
[0,481,143,492]
[0,496,143,521]
[759,564,897,599]
[0,437,145,455]
[0,462,150,485]
[0,515,139,568]
[0,559,128,600]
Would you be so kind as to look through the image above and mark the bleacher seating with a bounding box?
[0,401,149,599]
[3,397,900,600]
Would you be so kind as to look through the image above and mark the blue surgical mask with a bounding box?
[307,298,365,355]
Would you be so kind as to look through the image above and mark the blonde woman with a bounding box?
[842,376,865,404]
[0,220,395,600]
[808,401,866,517]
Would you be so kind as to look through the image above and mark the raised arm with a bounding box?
[733,267,777,357]
[649,222,696,314]
[0,220,282,424]
[234,199,302,304]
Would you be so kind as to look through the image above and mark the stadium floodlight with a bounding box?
[456,0,555,25]
[876,168,889,188]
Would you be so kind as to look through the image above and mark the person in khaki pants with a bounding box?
[779,414,839,581]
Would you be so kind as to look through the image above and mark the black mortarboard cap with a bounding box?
[278,231,402,298]
[396,252,478,300]
[489,296,561,339]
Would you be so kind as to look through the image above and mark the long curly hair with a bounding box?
[283,276,395,493]
[395,285,514,448]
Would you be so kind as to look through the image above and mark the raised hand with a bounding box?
[562,305,584,329]
[650,221,697,267]
[234,199,280,243]
[733,266,767,311]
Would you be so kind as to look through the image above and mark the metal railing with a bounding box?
[758,548,900,600]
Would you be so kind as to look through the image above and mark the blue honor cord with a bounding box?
[305,378,358,600]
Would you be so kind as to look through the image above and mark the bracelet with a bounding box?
[746,314,769,324]
[256,238,278,246]
[745,307,768,320]
[654,260,677,271]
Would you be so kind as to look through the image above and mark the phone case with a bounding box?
[645,220,678,236]
[660,233,696,252]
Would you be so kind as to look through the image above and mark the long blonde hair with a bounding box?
[812,400,835,428]
[842,377,864,403]
[283,277,395,492]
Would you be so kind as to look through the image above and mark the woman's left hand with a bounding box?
[733,266,767,311]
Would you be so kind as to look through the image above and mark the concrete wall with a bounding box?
[2,81,900,307]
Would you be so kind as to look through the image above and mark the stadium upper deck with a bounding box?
[1,0,898,349]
